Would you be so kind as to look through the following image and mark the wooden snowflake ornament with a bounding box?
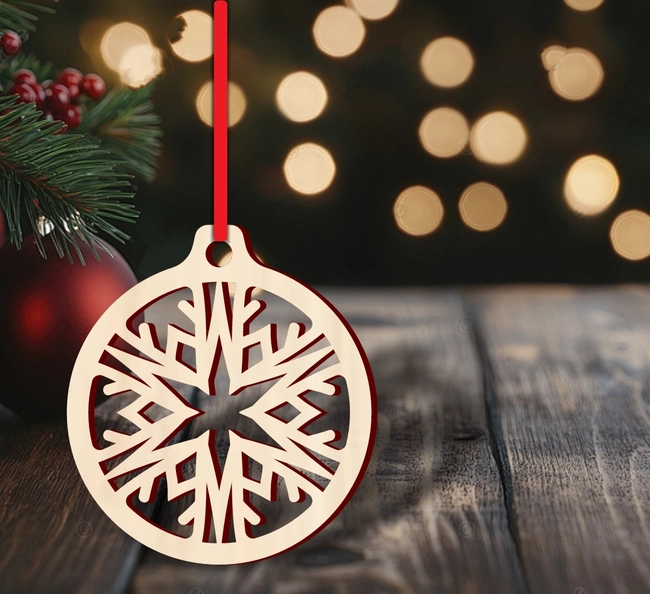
[67,225,376,564]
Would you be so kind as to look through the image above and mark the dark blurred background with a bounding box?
[28,0,650,285]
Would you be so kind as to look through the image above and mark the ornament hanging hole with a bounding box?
[206,241,234,268]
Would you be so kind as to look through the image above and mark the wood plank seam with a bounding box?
[128,290,529,593]
[464,297,533,594]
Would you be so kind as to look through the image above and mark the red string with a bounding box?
[213,0,228,241]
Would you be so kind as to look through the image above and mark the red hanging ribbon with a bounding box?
[213,0,228,241]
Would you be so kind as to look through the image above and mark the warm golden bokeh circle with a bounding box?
[284,143,337,195]
[347,0,400,20]
[419,108,469,158]
[276,72,328,123]
[99,22,164,87]
[119,45,163,88]
[228,83,247,127]
[100,22,151,71]
[420,37,474,88]
[459,183,508,232]
[564,0,605,11]
[196,82,247,128]
[564,155,619,216]
[171,10,214,63]
[393,186,444,236]
[313,6,365,58]
[470,112,528,165]
[542,46,604,102]
[610,211,650,261]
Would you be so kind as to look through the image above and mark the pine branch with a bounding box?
[78,84,163,183]
[0,1,54,35]
[0,95,137,262]
[0,53,56,91]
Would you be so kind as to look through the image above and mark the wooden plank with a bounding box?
[0,293,198,594]
[132,289,526,594]
[0,384,198,594]
[472,285,650,594]
[0,417,140,594]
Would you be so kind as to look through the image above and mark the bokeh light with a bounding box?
[196,81,247,127]
[196,81,212,126]
[171,10,213,62]
[393,186,444,236]
[541,45,566,70]
[459,182,508,231]
[313,6,365,58]
[564,155,619,216]
[564,0,605,11]
[346,0,400,21]
[119,44,163,88]
[420,37,474,88]
[276,72,328,123]
[228,83,247,127]
[542,46,604,101]
[284,143,336,195]
[100,22,151,71]
[470,112,528,165]
[610,210,650,261]
[419,107,469,158]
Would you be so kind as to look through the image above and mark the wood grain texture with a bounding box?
[472,286,650,594]
[131,289,525,594]
[0,384,195,594]
[0,417,140,594]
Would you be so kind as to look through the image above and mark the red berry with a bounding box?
[65,83,81,101]
[13,69,37,86]
[82,73,106,100]
[9,83,37,104]
[28,83,46,110]
[61,105,81,129]
[41,79,53,90]
[0,31,21,57]
[57,68,83,88]
[45,83,71,111]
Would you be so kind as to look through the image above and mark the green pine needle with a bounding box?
[0,95,137,262]
[0,1,54,35]
[78,84,163,183]
[0,4,162,262]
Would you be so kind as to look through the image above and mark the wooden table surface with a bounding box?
[2,286,650,594]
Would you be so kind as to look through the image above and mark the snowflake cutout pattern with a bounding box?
[68,225,376,565]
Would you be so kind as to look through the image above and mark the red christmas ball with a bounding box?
[0,237,138,420]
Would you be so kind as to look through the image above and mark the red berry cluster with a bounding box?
[7,68,106,130]
[0,30,21,58]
